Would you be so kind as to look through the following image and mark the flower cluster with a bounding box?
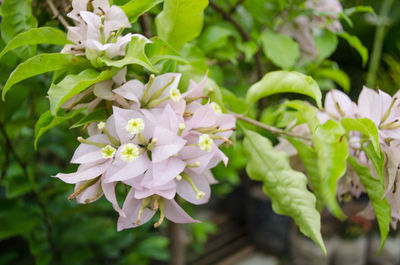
[55,73,235,230]
[54,0,236,230]
[62,0,145,65]
[321,87,400,226]
[280,0,343,59]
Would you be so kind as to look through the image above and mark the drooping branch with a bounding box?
[232,113,311,140]
[209,1,264,79]
[46,0,71,28]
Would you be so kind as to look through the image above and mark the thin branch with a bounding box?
[229,0,245,14]
[232,113,311,140]
[139,13,152,38]
[46,0,70,28]
[209,1,264,79]
[0,122,56,261]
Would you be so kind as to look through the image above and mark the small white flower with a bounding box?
[210,102,222,114]
[176,175,183,181]
[199,134,213,152]
[170,87,181,102]
[101,145,116,159]
[97,121,106,130]
[120,143,140,162]
[126,118,145,135]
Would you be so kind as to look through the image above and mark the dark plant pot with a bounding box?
[245,186,290,254]
[289,226,338,265]
[334,236,367,265]
[367,233,400,265]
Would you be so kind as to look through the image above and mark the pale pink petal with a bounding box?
[152,158,186,185]
[104,5,131,35]
[164,200,199,223]
[147,73,182,101]
[152,127,186,163]
[113,79,144,107]
[54,160,111,184]
[71,134,110,164]
[176,174,210,205]
[105,155,150,183]
[101,179,125,217]
[75,178,102,204]
[117,190,155,231]
[93,80,115,100]
[358,87,384,125]
[183,75,207,99]
[112,67,127,86]
[112,106,145,144]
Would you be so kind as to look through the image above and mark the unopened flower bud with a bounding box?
[97,121,106,130]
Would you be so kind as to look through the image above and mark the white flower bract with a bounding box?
[126,118,145,135]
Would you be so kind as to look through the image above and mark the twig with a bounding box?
[229,0,244,13]
[139,13,152,38]
[232,113,311,140]
[209,1,264,79]
[46,0,70,28]
[0,122,56,261]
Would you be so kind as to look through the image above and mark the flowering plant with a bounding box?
[0,0,397,262]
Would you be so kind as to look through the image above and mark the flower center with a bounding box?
[126,118,145,135]
[120,143,140,162]
[199,134,213,152]
[101,145,116,159]
[210,102,222,114]
[170,87,181,102]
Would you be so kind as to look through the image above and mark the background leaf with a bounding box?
[246,71,322,108]
[0,0,38,59]
[2,54,90,99]
[121,0,163,23]
[260,30,300,70]
[48,68,118,115]
[0,27,68,58]
[156,0,209,50]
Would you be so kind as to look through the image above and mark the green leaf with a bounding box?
[287,137,324,211]
[2,53,90,100]
[0,27,68,58]
[246,71,322,108]
[260,30,300,70]
[338,32,368,66]
[146,37,188,65]
[344,6,375,17]
[312,120,348,220]
[0,0,38,59]
[348,156,391,253]
[364,143,385,185]
[48,68,119,115]
[341,118,380,155]
[243,129,326,254]
[155,0,209,50]
[101,36,157,72]
[121,0,163,23]
[70,108,108,129]
[313,68,350,93]
[35,109,84,148]
[314,30,338,62]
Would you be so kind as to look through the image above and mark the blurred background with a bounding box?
[1,0,400,264]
